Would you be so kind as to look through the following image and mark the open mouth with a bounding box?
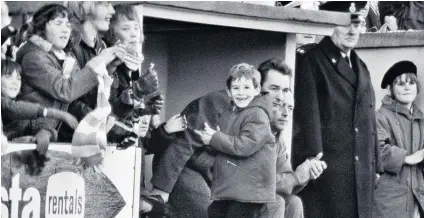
[105,17,111,22]
[235,97,248,101]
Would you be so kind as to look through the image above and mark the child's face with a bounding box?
[45,16,71,50]
[90,2,115,32]
[227,77,260,108]
[138,115,151,137]
[392,74,418,105]
[1,70,21,98]
[113,19,141,51]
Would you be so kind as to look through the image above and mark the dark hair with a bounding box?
[226,63,261,90]
[257,58,292,86]
[1,59,22,77]
[390,73,420,98]
[105,4,142,45]
[29,4,76,51]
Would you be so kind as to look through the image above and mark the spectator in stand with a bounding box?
[15,4,126,142]
[66,1,117,110]
[373,61,424,218]
[1,59,79,174]
[105,4,163,121]
[379,1,424,31]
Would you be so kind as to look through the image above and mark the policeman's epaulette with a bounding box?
[296,43,317,55]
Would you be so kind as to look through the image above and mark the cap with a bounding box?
[320,1,368,22]
[381,61,417,89]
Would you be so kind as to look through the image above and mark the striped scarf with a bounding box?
[72,68,113,170]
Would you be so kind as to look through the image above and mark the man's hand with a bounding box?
[295,159,311,184]
[309,153,327,179]
[404,149,424,165]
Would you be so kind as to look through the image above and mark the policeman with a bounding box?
[292,2,383,218]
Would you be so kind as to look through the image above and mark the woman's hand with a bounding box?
[164,114,187,134]
[404,149,424,165]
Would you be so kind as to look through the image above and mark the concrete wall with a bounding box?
[165,29,287,119]
[142,34,169,122]
[356,46,424,110]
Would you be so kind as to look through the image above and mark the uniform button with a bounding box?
[355,156,359,161]
[354,128,358,133]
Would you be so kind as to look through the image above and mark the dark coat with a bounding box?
[210,95,276,203]
[292,36,383,218]
[373,96,424,218]
[15,35,99,132]
[1,95,56,140]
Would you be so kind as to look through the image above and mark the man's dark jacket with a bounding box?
[292,36,383,218]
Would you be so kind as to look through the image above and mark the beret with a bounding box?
[381,60,417,89]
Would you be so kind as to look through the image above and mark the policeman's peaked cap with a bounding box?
[319,1,367,22]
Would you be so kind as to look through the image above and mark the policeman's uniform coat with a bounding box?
[292,36,383,218]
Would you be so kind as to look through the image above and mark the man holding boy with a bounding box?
[147,58,326,217]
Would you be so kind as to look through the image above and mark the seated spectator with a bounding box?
[15,4,125,142]
[1,59,78,174]
[140,113,187,217]
[380,1,424,31]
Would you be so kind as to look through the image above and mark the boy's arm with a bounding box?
[143,123,176,154]
[209,108,272,157]
[1,97,44,121]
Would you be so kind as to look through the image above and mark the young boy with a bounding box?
[194,63,277,217]
[150,63,276,215]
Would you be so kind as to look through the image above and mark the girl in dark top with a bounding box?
[1,59,78,174]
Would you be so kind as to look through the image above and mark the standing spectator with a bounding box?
[373,61,424,218]
[293,2,382,218]
[15,4,125,142]
[66,1,116,110]
[105,4,162,120]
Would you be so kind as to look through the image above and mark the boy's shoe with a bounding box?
[140,189,170,218]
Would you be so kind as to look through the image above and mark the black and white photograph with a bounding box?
[1,1,423,217]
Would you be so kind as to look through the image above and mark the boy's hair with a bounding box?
[257,58,292,87]
[30,4,76,52]
[226,63,261,90]
[1,59,22,77]
[105,4,144,45]
[390,73,420,98]
[66,1,109,23]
